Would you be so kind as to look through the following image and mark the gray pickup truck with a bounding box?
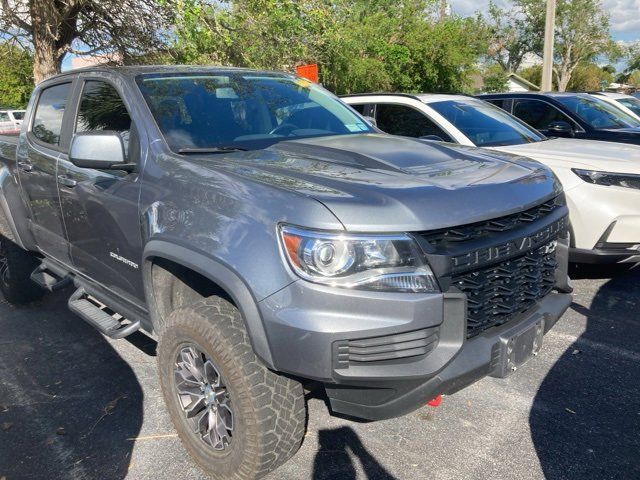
[0,66,572,479]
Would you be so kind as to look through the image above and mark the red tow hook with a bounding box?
[427,394,443,407]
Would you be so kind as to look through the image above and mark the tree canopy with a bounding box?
[170,0,489,95]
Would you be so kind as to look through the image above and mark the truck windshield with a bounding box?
[136,73,373,152]
[429,98,545,147]
[555,95,640,129]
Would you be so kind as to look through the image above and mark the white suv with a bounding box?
[0,109,25,135]
[590,92,640,121]
[343,93,640,264]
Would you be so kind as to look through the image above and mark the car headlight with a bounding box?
[572,169,640,190]
[279,225,439,293]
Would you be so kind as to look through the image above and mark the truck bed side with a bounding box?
[0,135,36,250]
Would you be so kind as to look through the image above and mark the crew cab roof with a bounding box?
[39,65,292,83]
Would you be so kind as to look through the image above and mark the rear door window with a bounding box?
[375,103,451,141]
[512,99,575,131]
[32,83,72,146]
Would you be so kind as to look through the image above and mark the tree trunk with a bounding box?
[32,41,59,84]
[557,72,570,92]
[29,0,63,84]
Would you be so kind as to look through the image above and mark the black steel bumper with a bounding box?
[324,291,572,421]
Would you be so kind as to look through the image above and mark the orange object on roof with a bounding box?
[295,64,319,83]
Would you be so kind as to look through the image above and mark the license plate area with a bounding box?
[493,319,545,378]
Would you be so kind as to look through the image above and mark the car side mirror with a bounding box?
[546,121,574,137]
[70,131,129,170]
[420,135,445,142]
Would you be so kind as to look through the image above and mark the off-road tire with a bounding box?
[0,238,44,304]
[157,297,306,480]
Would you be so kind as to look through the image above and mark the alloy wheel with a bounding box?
[174,345,234,451]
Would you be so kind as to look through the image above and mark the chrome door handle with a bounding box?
[18,161,33,172]
[57,175,77,188]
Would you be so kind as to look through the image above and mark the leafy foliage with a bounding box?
[482,64,509,93]
[483,1,539,73]
[170,0,489,95]
[515,0,617,91]
[0,42,33,108]
[566,63,614,91]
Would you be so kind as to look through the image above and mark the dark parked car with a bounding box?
[0,66,572,479]
[479,92,640,145]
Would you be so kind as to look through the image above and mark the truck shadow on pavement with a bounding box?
[0,289,143,480]
[530,267,640,479]
[312,427,397,480]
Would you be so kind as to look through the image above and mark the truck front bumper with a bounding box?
[324,292,571,420]
[258,238,572,421]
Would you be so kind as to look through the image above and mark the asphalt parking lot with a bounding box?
[1,266,639,480]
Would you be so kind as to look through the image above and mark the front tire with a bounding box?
[157,297,306,480]
[0,237,44,304]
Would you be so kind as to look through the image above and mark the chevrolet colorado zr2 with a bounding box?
[0,66,572,479]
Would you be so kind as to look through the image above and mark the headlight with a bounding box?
[572,169,640,190]
[279,225,439,293]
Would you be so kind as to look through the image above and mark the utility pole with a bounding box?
[541,0,556,91]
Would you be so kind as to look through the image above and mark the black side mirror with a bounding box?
[70,131,129,170]
[420,135,445,142]
[546,121,574,137]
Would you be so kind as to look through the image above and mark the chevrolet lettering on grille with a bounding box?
[451,217,567,272]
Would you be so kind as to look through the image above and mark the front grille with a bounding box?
[453,242,558,338]
[422,196,561,249]
[334,327,439,368]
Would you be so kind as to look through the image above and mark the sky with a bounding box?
[450,0,640,43]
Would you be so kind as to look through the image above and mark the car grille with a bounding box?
[334,327,439,368]
[453,241,558,338]
[422,196,562,249]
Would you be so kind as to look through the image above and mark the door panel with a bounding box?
[59,158,144,301]
[18,82,73,264]
[58,79,145,303]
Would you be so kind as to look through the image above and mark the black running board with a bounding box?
[30,260,72,292]
[68,288,140,339]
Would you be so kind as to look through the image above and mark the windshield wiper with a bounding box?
[178,146,248,154]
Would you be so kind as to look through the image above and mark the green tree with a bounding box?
[483,1,539,73]
[516,0,617,91]
[0,42,33,107]
[482,64,509,93]
[171,0,489,95]
[519,64,544,88]
[566,63,614,91]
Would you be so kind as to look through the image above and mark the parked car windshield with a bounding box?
[616,97,640,118]
[136,72,373,152]
[555,95,640,129]
[429,98,545,147]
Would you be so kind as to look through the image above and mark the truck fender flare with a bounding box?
[142,240,275,368]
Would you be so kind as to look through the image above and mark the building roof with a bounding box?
[507,73,540,91]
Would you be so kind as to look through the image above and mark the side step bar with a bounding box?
[30,260,72,292]
[68,288,140,339]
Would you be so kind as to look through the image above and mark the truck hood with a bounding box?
[493,138,640,174]
[197,133,561,231]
